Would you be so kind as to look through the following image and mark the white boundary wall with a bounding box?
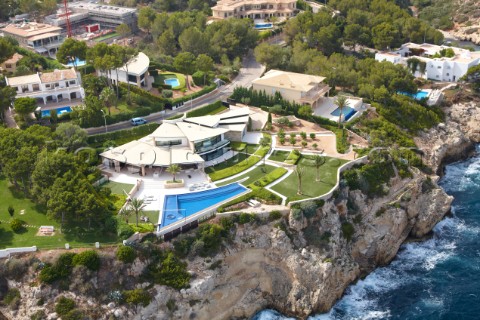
[289,155,369,206]
[0,246,37,259]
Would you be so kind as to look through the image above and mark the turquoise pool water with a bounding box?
[164,78,180,87]
[255,23,273,29]
[398,90,429,100]
[161,183,247,227]
[66,57,86,67]
[41,106,72,117]
[331,106,357,121]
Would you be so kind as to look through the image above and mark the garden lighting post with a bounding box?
[100,109,107,133]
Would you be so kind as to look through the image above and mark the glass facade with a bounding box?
[156,139,182,147]
[200,147,228,161]
[194,135,223,153]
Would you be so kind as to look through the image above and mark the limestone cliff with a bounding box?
[0,101,478,320]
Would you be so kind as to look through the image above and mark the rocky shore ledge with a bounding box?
[143,101,479,320]
[0,102,478,320]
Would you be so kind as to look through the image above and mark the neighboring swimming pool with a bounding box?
[164,78,180,88]
[331,106,357,121]
[161,183,247,228]
[255,23,273,29]
[398,90,430,100]
[41,106,72,117]
[66,57,86,67]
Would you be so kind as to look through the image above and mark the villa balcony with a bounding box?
[196,139,230,155]
[300,85,331,104]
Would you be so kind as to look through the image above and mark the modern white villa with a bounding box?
[100,108,252,176]
[252,69,330,108]
[375,42,480,82]
[5,68,85,105]
[99,52,151,89]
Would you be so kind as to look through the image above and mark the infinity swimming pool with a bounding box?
[331,106,357,121]
[398,90,429,100]
[161,183,247,228]
[255,23,273,29]
[41,106,72,117]
[164,78,180,88]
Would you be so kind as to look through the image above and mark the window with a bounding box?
[5,64,11,68]
[69,80,76,85]
[437,66,441,69]
[55,83,59,87]
[446,73,449,76]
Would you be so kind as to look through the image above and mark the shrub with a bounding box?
[301,141,307,147]
[117,222,134,240]
[300,201,317,218]
[62,310,83,320]
[116,246,136,263]
[238,213,255,224]
[268,210,283,221]
[279,137,285,145]
[300,131,307,140]
[310,133,316,139]
[39,265,60,283]
[3,288,20,306]
[285,150,301,165]
[10,218,24,233]
[55,296,75,316]
[162,89,173,98]
[56,252,77,277]
[291,208,303,220]
[7,206,14,217]
[312,143,318,149]
[192,71,206,86]
[123,289,151,307]
[186,101,225,117]
[72,250,100,271]
[341,222,355,241]
[30,310,46,320]
[289,137,296,145]
[166,299,177,312]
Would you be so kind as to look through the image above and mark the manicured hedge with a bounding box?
[186,101,225,117]
[172,84,216,105]
[209,154,262,181]
[248,167,287,190]
[87,123,160,145]
[192,71,206,86]
[285,150,301,165]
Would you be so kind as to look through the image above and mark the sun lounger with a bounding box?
[250,199,261,207]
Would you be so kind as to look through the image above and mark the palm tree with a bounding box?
[99,87,115,115]
[334,95,349,128]
[259,137,270,166]
[166,164,181,182]
[313,154,325,182]
[119,206,132,223]
[295,166,305,195]
[128,198,146,227]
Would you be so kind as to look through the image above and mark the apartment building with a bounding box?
[5,68,85,105]
[45,1,137,35]
[211,0,297,20]
[252,69,330,107]
[1,22,64,57]
[375,42,480,82]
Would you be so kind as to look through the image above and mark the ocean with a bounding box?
[253,145,480,320]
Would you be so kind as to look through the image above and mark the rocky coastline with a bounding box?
[0,101,479,320]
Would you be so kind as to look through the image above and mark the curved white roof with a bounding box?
[119,52,149,76]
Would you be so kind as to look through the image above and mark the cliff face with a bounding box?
[0,102,478,320]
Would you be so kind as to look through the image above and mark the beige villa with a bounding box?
[252,69,330,107]
[1,22,64,57]
[211,0,297,20]
[0,53,23,73]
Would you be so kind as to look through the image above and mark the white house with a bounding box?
[100,108,251,176]
[5,68,85,105]
[375,42,480,82]
[99,52,151,89]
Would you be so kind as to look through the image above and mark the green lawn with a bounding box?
[123,210,159,225]
[154,72,186,90]
[205,152,250,173]
[268,150,290,162]
[102,181,134,195]
[94,32,119,42]
[271,156,349,202]
[216,165,277,186]
[0,177,118,249]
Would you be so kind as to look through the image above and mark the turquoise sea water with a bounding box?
[254,145,480,320]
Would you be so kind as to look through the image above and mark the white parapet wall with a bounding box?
[0,246,37,259]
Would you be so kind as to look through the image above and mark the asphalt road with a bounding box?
[86,51,265,135]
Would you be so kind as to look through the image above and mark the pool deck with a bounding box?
[313,97,367,123]
[40,98,83,110]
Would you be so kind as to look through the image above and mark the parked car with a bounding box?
[131,117,147,126]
